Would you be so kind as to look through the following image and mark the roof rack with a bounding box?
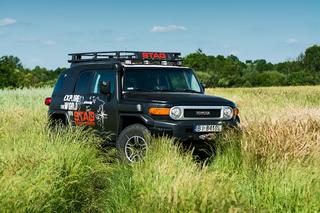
[68,51,182,66]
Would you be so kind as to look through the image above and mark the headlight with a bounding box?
[222,107,233,119]
[170,106,183,120]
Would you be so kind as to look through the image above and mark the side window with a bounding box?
[74,71,94,94]
[92,70,115,94]
[52,73,66,95]
[189,74,201,92]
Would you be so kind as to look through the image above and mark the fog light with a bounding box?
[161,61,168,66]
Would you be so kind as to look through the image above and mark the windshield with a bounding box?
[123,67,202,93]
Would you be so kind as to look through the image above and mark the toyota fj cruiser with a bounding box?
[45,51,240,162]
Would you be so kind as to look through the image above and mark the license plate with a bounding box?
[193,125,222,133]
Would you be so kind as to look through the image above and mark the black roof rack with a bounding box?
[68,51,182,66]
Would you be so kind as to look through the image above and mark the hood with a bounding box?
[122,92,236,107]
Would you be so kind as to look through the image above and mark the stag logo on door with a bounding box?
[74,111,95,126]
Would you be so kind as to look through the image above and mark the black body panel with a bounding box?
[48,52,240,144]
[122,92,235,107]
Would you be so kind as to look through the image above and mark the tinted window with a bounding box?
[52,73,66,95]
[74,71,94,94]
[92,70,115,94]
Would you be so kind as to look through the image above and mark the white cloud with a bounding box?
[0,18,17,26]
[286,38,298,44]
[151,25,187,33]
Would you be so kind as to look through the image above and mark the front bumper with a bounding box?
[149,117,240,141]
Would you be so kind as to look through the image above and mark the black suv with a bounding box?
[45,51,240,162]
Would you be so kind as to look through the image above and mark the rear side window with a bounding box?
[74,71,94,94]
[92,70,115,94]
[52,73,66,95]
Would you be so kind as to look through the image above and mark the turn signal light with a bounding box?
[233,107,240,116]
[148,107,170,116]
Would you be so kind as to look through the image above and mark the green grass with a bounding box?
[0,88,110,212]
[207,86,320,124]
[0,86,319,212]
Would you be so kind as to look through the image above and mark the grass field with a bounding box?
[0,86,319,212]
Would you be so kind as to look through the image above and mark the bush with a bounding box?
[287,70,320,85]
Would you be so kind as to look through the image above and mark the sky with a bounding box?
[0,0,319,69]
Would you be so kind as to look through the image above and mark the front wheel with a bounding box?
[116,124,151,163]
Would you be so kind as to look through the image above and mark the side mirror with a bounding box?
[201,83,206,93]
[100,80,111,96]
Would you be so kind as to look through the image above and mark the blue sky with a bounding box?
[0,0,319,69]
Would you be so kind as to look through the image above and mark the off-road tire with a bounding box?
[116,124,151,163]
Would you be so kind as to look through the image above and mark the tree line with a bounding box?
[0,56,64,89]
[184,45,320,87]
[1,45,320,89]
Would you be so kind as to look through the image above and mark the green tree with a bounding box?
[254,59,274,72]
[0,56,24,88]
[304,45,320,72]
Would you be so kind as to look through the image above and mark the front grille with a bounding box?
[184,109,221,118]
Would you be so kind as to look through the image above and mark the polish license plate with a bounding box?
[193,125,222,133]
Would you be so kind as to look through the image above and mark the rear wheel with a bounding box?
[116,124,151,163]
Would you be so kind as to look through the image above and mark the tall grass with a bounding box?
[0,88,110,212]
[104,120,320,212]
[1,86,319,212]
[207,86,320,124]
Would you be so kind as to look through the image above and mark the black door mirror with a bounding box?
[100,80,111,95]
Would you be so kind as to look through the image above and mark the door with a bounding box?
[71,69,116,136]
[89,70,116,135]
